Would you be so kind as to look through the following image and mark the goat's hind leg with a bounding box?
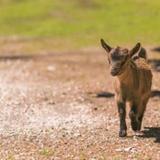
[137,98,149,131]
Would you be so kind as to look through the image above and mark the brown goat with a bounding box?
[100,39,152,137]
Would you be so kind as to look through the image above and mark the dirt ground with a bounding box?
[0,48,159,160]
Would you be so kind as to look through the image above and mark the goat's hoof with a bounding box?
[131,121,138,131]
[119,130,127,137]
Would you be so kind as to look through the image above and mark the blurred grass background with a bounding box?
[0,0,160,51]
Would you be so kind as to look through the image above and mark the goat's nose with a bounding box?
[111,69,119,76]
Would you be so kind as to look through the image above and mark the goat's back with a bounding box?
[133,58,152,97]
[134,57,151,71]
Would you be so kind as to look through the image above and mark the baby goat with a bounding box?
[100,39,152,137]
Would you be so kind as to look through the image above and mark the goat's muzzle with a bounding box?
[110,68,121,76]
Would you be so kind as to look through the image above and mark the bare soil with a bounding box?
[0,49,159,160]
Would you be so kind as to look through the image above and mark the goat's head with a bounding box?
[100,39,141,76]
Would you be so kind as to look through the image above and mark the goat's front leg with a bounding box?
[117,101,127,137]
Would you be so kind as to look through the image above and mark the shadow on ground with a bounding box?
[0,55,34,61]
[149,59,160,72]
[95,90,160,99]
[140,127,160,143]
[151,90,160,98]
[96,91,114,98]
[151,47,160,52]
[0,52,60,61]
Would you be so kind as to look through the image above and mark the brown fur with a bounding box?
[100,39,152,137]
[114,57,152,112]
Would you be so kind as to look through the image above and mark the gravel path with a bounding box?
[0,51,159,159]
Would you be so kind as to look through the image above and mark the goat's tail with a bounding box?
[138,47,147,59]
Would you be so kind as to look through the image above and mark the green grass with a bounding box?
[39,147,54,157]
[0,0,160,49]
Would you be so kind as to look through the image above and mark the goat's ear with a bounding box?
[100,39,112,53]
[129,42,141,57]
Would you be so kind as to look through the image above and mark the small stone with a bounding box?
[47,65,55,71]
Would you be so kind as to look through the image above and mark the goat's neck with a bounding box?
[117,60,134,84]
